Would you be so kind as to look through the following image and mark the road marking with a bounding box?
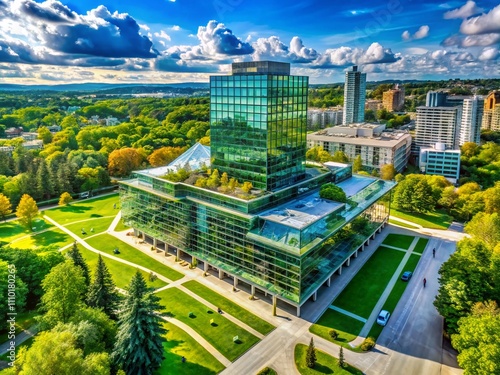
[328,305,367,323]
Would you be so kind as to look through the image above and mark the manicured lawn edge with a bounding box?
[86,234,184,281]
[382,233,415,249]
[294,344,363,375]
[157,321,225,375]
[182,280,275,335]
[390,208,451,230]
[413,237,429,254]
[156,287,259,362]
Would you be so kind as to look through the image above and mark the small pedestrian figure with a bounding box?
[217,307,222,314]
[181,356,186,363]
[433,248,435,258]
[423,278,427,287]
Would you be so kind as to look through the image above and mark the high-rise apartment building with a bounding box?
[482,91,500,131]
[210,61,307,191]
[343,66,366,125]
[382,84,405,112]
[415,106,461,150]
[426,91,447,107]
[459,96,484,145]
[119,61,395,315]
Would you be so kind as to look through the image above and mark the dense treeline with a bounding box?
[0,97,209,207]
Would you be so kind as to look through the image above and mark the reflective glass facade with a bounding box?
[210,72,308,191]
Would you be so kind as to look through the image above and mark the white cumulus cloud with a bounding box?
[402,25,430,41]
[444,1,484,19]
[460,4,500,35]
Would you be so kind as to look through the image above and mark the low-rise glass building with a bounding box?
[119,62,396,314]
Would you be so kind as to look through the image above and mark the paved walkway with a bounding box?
[329,305,367,323]
[0,325,38,356]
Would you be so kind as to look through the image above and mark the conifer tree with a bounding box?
[338,346,345,368]
[67,242,90,288]
[112,271,166,375]
[87,255,120,319]
[306,337,316,368]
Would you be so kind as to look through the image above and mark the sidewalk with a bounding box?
[0,325,38,356]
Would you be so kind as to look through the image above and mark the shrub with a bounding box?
[257,367,277,375]
[329,329,339,340]
[360,337,376,351]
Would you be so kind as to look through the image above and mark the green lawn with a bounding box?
[156,287,259,362]
[85,234,184,282]
[65,217,115,237]
[9,228,72,250]
[44,194,119,224]
[114,219,130,232]
[388,219,420,229]
[1,218,52,244]
[310,309,364,346]
[0,310,38,344]
[412,237,429,254]
[294,344,363,375]
[156,322,225,375]
[368,253,422,339]
[382,234,415,249]
[68,244,166,290]
[332,247,406,318]
[390,208,452,230]
[182,280,275,335]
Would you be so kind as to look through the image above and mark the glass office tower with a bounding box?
[210,61,308,191]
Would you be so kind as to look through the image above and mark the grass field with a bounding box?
[70,244,167,290]
[294,344,363,375]
[332,246,406,319]
[382,234,415,249]
[390,208,452,230]
[157,322,225,375]
[86,234,184,282]
[182,280,275,335]
[156,287,259,362]
[44,194,119,224]
[65,217,115,237]
[8,227,72,249]
[309,309,364,346]
[114,219,130,232]
[388,219,420,229]
[368,253,421,339]
[1,218,52,244]
[412,237,429,254]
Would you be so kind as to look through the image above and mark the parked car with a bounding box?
[80,191,90,199]
[401,271,413,281]
[377,310,391,326]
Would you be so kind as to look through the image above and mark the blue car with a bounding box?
[401,271,413,281]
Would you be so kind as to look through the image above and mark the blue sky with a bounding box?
[0,0,499,84]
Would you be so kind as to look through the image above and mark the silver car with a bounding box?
[377,310,391,326]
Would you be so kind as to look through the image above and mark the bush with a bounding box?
[257,367,277,375]
[329,329,339,340]
[360,337,376,351]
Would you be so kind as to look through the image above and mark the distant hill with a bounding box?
[0,82,209,92]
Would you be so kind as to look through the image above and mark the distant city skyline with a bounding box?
[0,0,499,85]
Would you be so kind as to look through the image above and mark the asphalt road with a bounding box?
[366,236,462,375]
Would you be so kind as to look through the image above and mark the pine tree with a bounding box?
[87,255,120,319]
[112,271,166,375]
[306,337,316,368]
[36,158,54,200]
[338,346,345,368]
[67,242,90,288]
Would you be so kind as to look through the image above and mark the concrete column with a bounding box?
[250,285,255,299]
[272,295,277,316]
[153,238,157,248]
[371,233,376,240]
[346,257,351,267]
[366,238,370,246]
[218,269,224,279]
[233,277,238,288]
[297,305,301,317]
[354,250,358,258]
[337,266,342,275]
[134,229,139,237]
[326,277,331,287]
[361,244,365,251]
[204,262,209,272]
[312,291,317,302]
[141,231,145,239]
[378,226,382,233]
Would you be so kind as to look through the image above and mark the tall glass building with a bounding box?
[343,66,366,125]
[211,62,308,191]
[120,62,396,315]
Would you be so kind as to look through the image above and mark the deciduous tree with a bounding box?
[352,155,363,173]
[380,164,396,180]
[108,148,143,177]
[0,193,12,221]
[16,194,38,229]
